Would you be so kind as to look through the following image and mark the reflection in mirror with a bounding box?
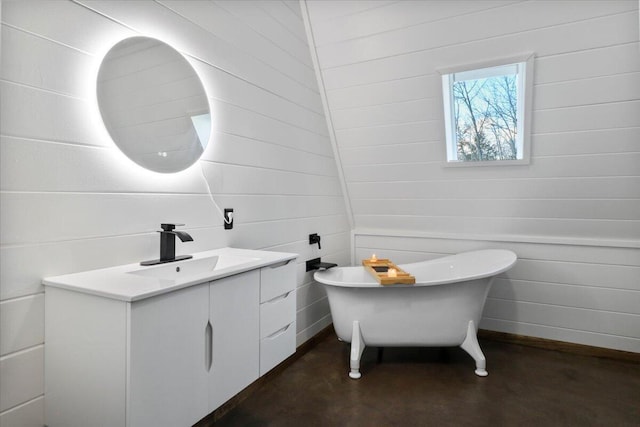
[97,37,211,173]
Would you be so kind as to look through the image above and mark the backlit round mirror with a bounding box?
[97,37,211,173]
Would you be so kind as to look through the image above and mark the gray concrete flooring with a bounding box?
[212,333,639,426]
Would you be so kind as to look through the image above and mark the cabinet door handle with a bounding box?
[267,259,292,269]
[205,321,213,372]
[264,291,291,304]
[266,323,290,340]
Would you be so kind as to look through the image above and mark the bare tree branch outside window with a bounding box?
[452,74,518,161]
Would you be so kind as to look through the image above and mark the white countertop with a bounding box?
[42,247,297,302]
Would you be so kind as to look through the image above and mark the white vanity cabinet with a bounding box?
[45,282,212,427]
[43,248,297,427]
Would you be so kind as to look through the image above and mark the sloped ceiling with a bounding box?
[303,0,640,243]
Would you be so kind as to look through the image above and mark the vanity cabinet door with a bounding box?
[208,270,260,411]
[129,283,210,427]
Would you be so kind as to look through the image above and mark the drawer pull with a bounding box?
[267,259,292,269]
[266,323,290,340]
[264,291,291,304]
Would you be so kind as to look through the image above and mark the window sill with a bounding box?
[443,158,530,168]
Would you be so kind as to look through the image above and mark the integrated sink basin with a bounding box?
[128,254,260,280]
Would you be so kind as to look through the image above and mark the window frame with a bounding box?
[439,53,534,167]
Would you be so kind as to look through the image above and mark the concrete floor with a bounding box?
[212,333,640,426]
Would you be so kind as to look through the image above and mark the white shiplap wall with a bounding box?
[0,1,348,425]
[305,0,640,353]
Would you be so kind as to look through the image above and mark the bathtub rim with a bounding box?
[314,249,516,288]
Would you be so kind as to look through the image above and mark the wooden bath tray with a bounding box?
[362,258,415,285]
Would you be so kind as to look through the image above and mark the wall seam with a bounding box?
[300,0,355,231]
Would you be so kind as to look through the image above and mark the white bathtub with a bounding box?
[314,249,517,379]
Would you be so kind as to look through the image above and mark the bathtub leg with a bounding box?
[349,321,365,379]
[460,320,488,377]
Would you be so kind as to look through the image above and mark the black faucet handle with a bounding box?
[309,233,321,250]
[161,223,185,231]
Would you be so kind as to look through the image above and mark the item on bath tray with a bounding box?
[362,258,415,285]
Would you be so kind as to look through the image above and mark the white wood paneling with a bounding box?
[296,280,327,312]
[351,199,640,221]
[296,296,330,336]
[212,101,333,157]
[0,25,93,98]
[338,125,639,164]
[480,317,639,352]
[310,0,640,249]
[535,72,640,110]
[1,0,133,54]
[296,314,332,346]
[0,192,215,245]
[257,0,308,44]
[0,137,211,194]
[0,295,44,356]
[343,153,640,181]
[202,162,343,196]
[159,0,317,90]
[354,215,639,242]
[0,81,108,146]
[315,1,637,69]
[340,141,441,166]
[355,234,640,265]
[230,216,349,251]
[483,299,640,343]
[206,132,337,175]
[0,347,44,412]
[310,1,520,47]
[320,11,639,90]
[332,98,439,130]
[336,120,443,148]
[211,195,346,224]
[1,1,346,424]
[0,397,44,427]
[193,65,328,137]
[490,279,640,315]
[350,177,640,200]
[533,127,640,157]
[305,1,397,24]
[214,0,313,68]
[535,42,640,84]
[77,0,323,112]
[534,100,640,134]
[327,74,441,110]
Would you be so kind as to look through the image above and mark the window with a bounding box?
[440,54,533,165]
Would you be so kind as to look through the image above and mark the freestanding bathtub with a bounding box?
[314,249,517,379]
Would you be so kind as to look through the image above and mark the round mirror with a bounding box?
[97,37,211,173]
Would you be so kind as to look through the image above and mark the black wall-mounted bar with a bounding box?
[306,257,337,272]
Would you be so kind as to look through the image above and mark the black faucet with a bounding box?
[309,233,321,250]
[141,223,193,266]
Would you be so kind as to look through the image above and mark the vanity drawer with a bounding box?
[260,289,296,339]
[260,260,296,303]
[260,321,295,376]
